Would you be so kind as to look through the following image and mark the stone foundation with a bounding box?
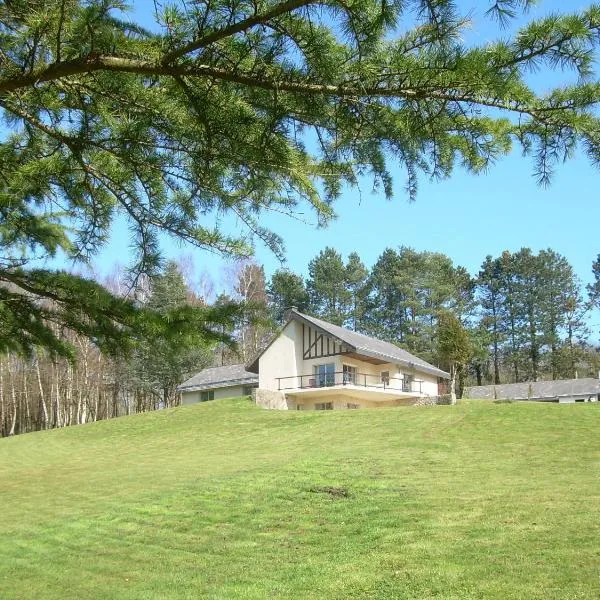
[252,388,291,410]
[413,394,452,406]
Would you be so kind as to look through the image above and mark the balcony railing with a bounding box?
[276,371,423,394]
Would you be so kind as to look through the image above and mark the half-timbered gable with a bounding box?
[302,323,352,360]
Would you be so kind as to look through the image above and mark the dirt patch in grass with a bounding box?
[308,485,350,498]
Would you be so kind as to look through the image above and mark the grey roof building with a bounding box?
[465,378,600,403]
[178,364,258,392]
[248,309,449,379]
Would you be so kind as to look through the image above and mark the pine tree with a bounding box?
[345,253,369,331]
[307,248,351,325]
[4,1,600,352]
[365,247,472,361]
[477,256,506,384]
[588,254,600,308]
[267,270,309,325]
[537,249,580,379]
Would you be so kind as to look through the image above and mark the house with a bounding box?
[178,364,258,405]
[247,309,450,410]
[464,378,600,403]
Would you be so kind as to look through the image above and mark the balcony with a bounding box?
[276,372,423,395]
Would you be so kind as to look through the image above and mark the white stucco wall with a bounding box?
[258,319,442,398]
[258,320,304,391]
[180,384,248,405]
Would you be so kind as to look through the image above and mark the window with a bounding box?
[200,390,215,402]
[347,403,360,409]
[402,374,414,393]
[296,404,303,410]
[381,371,390,386]
[343,364,357,384]
[315,402,333,410]
[314,363,335,387]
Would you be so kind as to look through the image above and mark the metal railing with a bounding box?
[276,371,423,393]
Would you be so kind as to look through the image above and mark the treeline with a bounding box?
[265,247,600,386]
[2,246,599,437]
[0,263,216,437]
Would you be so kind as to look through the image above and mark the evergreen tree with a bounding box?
[267,270,309,325]
[3,1,600,352]
[345,253,369,331]
[307,248,350,325]
[128,262,226,406]
[468,324,491,387]
[588,254,600,308]
[537,249,580,379]
[437,312,472,405]
[365,247,472,361]
[499,250,523,382]
[477,256,506,384]
[364,249,407,345]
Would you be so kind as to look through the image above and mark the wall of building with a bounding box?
[259,320,303,391]
[258,318,443,398]
[557,395,598,404]
[181,384,247,405]
[291,394,417,410]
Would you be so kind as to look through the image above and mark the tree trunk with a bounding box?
[449,363,457,405]
[0,357,5,437]
[8,359,17,436]
[36,358,49,430]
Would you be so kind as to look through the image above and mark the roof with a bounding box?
[177,364,258,392]
[465,378,600,400]
[248,309,450,379]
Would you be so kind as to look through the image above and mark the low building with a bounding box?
[465,378,600,403]
[247,309,449,410]
[178,364,258,405]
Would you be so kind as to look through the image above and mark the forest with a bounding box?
[1,246,599,437]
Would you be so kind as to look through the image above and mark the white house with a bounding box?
[247,309,450,410]
[178,364,258,405]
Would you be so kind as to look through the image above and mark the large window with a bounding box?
[343,364,357,384]
[200,390,215,401]
[314,363,335,387]
[402,375,414,393]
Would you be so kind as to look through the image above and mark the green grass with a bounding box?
[1,399,599,599]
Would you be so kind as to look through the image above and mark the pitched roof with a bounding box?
[465,378,600,400]
[177,364,258,392]
[248,309,450,378]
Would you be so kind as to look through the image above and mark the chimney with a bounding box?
[283,306,298,322]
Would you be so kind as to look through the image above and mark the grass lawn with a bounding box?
[0,398,599,599]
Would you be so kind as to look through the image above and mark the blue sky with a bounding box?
[93,0,599,311]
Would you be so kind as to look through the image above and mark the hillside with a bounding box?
[0,399,599,599]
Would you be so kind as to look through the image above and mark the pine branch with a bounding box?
[161,0,317,63]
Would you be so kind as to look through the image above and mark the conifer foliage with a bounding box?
[2,1,600,352]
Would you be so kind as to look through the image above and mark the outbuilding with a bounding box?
[178,364,258,404]
[465,378,600,403]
